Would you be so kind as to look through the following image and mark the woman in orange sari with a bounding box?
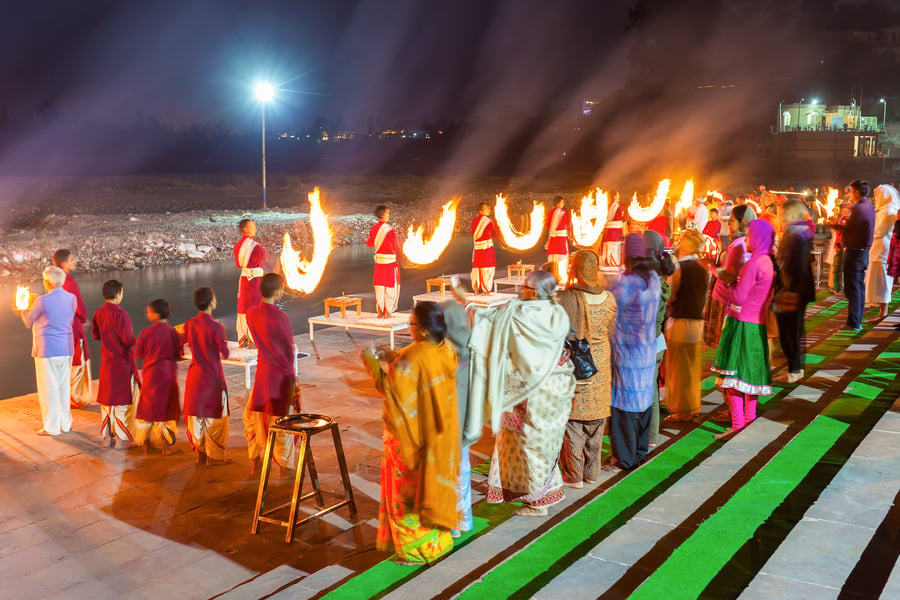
[362,302,460,565]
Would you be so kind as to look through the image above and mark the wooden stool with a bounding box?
[507,263,534,279]
[251,414,358,542]
[426,276,453,295]
[324,296,362,319]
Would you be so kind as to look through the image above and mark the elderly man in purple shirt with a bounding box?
[842,179,876,330]
[20,266,77,435]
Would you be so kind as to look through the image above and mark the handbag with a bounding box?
[565,329,598,380]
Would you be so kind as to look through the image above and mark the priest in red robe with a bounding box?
[243,274,299,475]
[92,279,138,448]
[365,205,400,317]
[545,195,570,279]
[134,298,181,454]
[601,194,625,266]
[184,286,232,465]
[52,249,92,408]
[233,218,269,346]
[471,202,497,294]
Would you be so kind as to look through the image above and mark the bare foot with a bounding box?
[514,505,549,517]
[207,456,233,467]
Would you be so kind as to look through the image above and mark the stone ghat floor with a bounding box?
[1,292,899,599]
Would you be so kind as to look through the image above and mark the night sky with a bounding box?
[0,1,897,180]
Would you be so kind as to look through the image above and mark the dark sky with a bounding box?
[0,0,635,132]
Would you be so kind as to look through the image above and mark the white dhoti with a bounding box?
[34,355,73,435]
[187,416,230,460]
[601,241,622,267]
[374,284,400,317]
[471,267,495,294]
[70,342,91,408]
[100,378,138,446]
[134,419,178,450]
[242,404,297,468]
[236,313,256,346]
[865,261,893,305]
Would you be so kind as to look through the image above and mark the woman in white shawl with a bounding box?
[469,269,576,517]
[865,184,900,321]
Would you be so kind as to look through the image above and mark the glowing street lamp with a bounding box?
[254,82,276,209]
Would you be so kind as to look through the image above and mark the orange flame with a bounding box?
[401,198,459,265]
[494,194,545,250]
[571,188,609,246]
[677,179,695,216]
[280,187,333,294]
[745,198,763,215]
[706,190,724,203]
[628,179,670,223]
[15,286,30,311]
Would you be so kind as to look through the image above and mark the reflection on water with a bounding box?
[0,239,545,398]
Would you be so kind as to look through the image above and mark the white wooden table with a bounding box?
[183,341,299,390]
[307,311,409,349]
[412,292,517,309]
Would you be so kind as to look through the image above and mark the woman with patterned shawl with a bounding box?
[469,269,576,517]
[362,301,460,565]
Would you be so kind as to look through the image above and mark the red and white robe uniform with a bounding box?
[184,313,230,461]
[92,303,139,446]
[601,201,624,266]
[63,272,91,408]
[243,303,298,468]
[365,221,400,317]
[546,207,570,278]
[134,322,181,451]
[233,236,268,344]
[471,215,497,293]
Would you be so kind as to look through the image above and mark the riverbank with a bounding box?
[0,173,584,280]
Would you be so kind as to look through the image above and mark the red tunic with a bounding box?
[601,203,624,244]
[92,303,138,406]
[365,221,400,287]
[646,215,671,248]
[234,236,269,313]
[63,273,89,363]
[247,303,296,416]
[184,313,230,418]
[702,219,722,238]
[546,207,570,256]
[471,215,497,268]
[135,322,182,422]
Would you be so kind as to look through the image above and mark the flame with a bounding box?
[15,286,30,311]
[401,198,459,265]
[571,188,609,246]
[745,199,763,215]
[494,194,546,250]
[706,190,724,203]
[280,187,334,294]
[628,179,670,223]
[824,187,839,218]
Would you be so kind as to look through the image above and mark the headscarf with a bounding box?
[624,233,647,260]
[643,230,666,262]
[747,218,775,257]
[731,204,755,235]
[873,184,900,215]
[677,229,704,257]
[567,249,604,294]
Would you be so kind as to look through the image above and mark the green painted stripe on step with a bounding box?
[629,416,848,600]
[320,517,490,600]
[454,426,720,600]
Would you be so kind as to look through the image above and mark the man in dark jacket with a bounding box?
[842,180,875,330]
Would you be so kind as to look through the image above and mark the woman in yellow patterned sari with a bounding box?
[362,302,460,565]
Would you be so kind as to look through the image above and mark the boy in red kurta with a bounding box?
[92,279,138,448]
[365,205,400,318]
[184,286,232,465]
[471,202,497,294]
[545,196,570,279]
[243,274,299,475]
[234,218,269,346]
[53,249,92,408]
[134,299,182,454]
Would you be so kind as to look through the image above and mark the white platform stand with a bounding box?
[307,311,409,349]
[412,291,516,309]
[183,341,299,390]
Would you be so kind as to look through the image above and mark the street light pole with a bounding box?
[881,98,887,130]
[254,81,275,210]
[261,102,267,210]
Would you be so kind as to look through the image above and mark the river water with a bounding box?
[1,238,545,398]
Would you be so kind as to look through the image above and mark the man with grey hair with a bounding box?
[19,266,78,435]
